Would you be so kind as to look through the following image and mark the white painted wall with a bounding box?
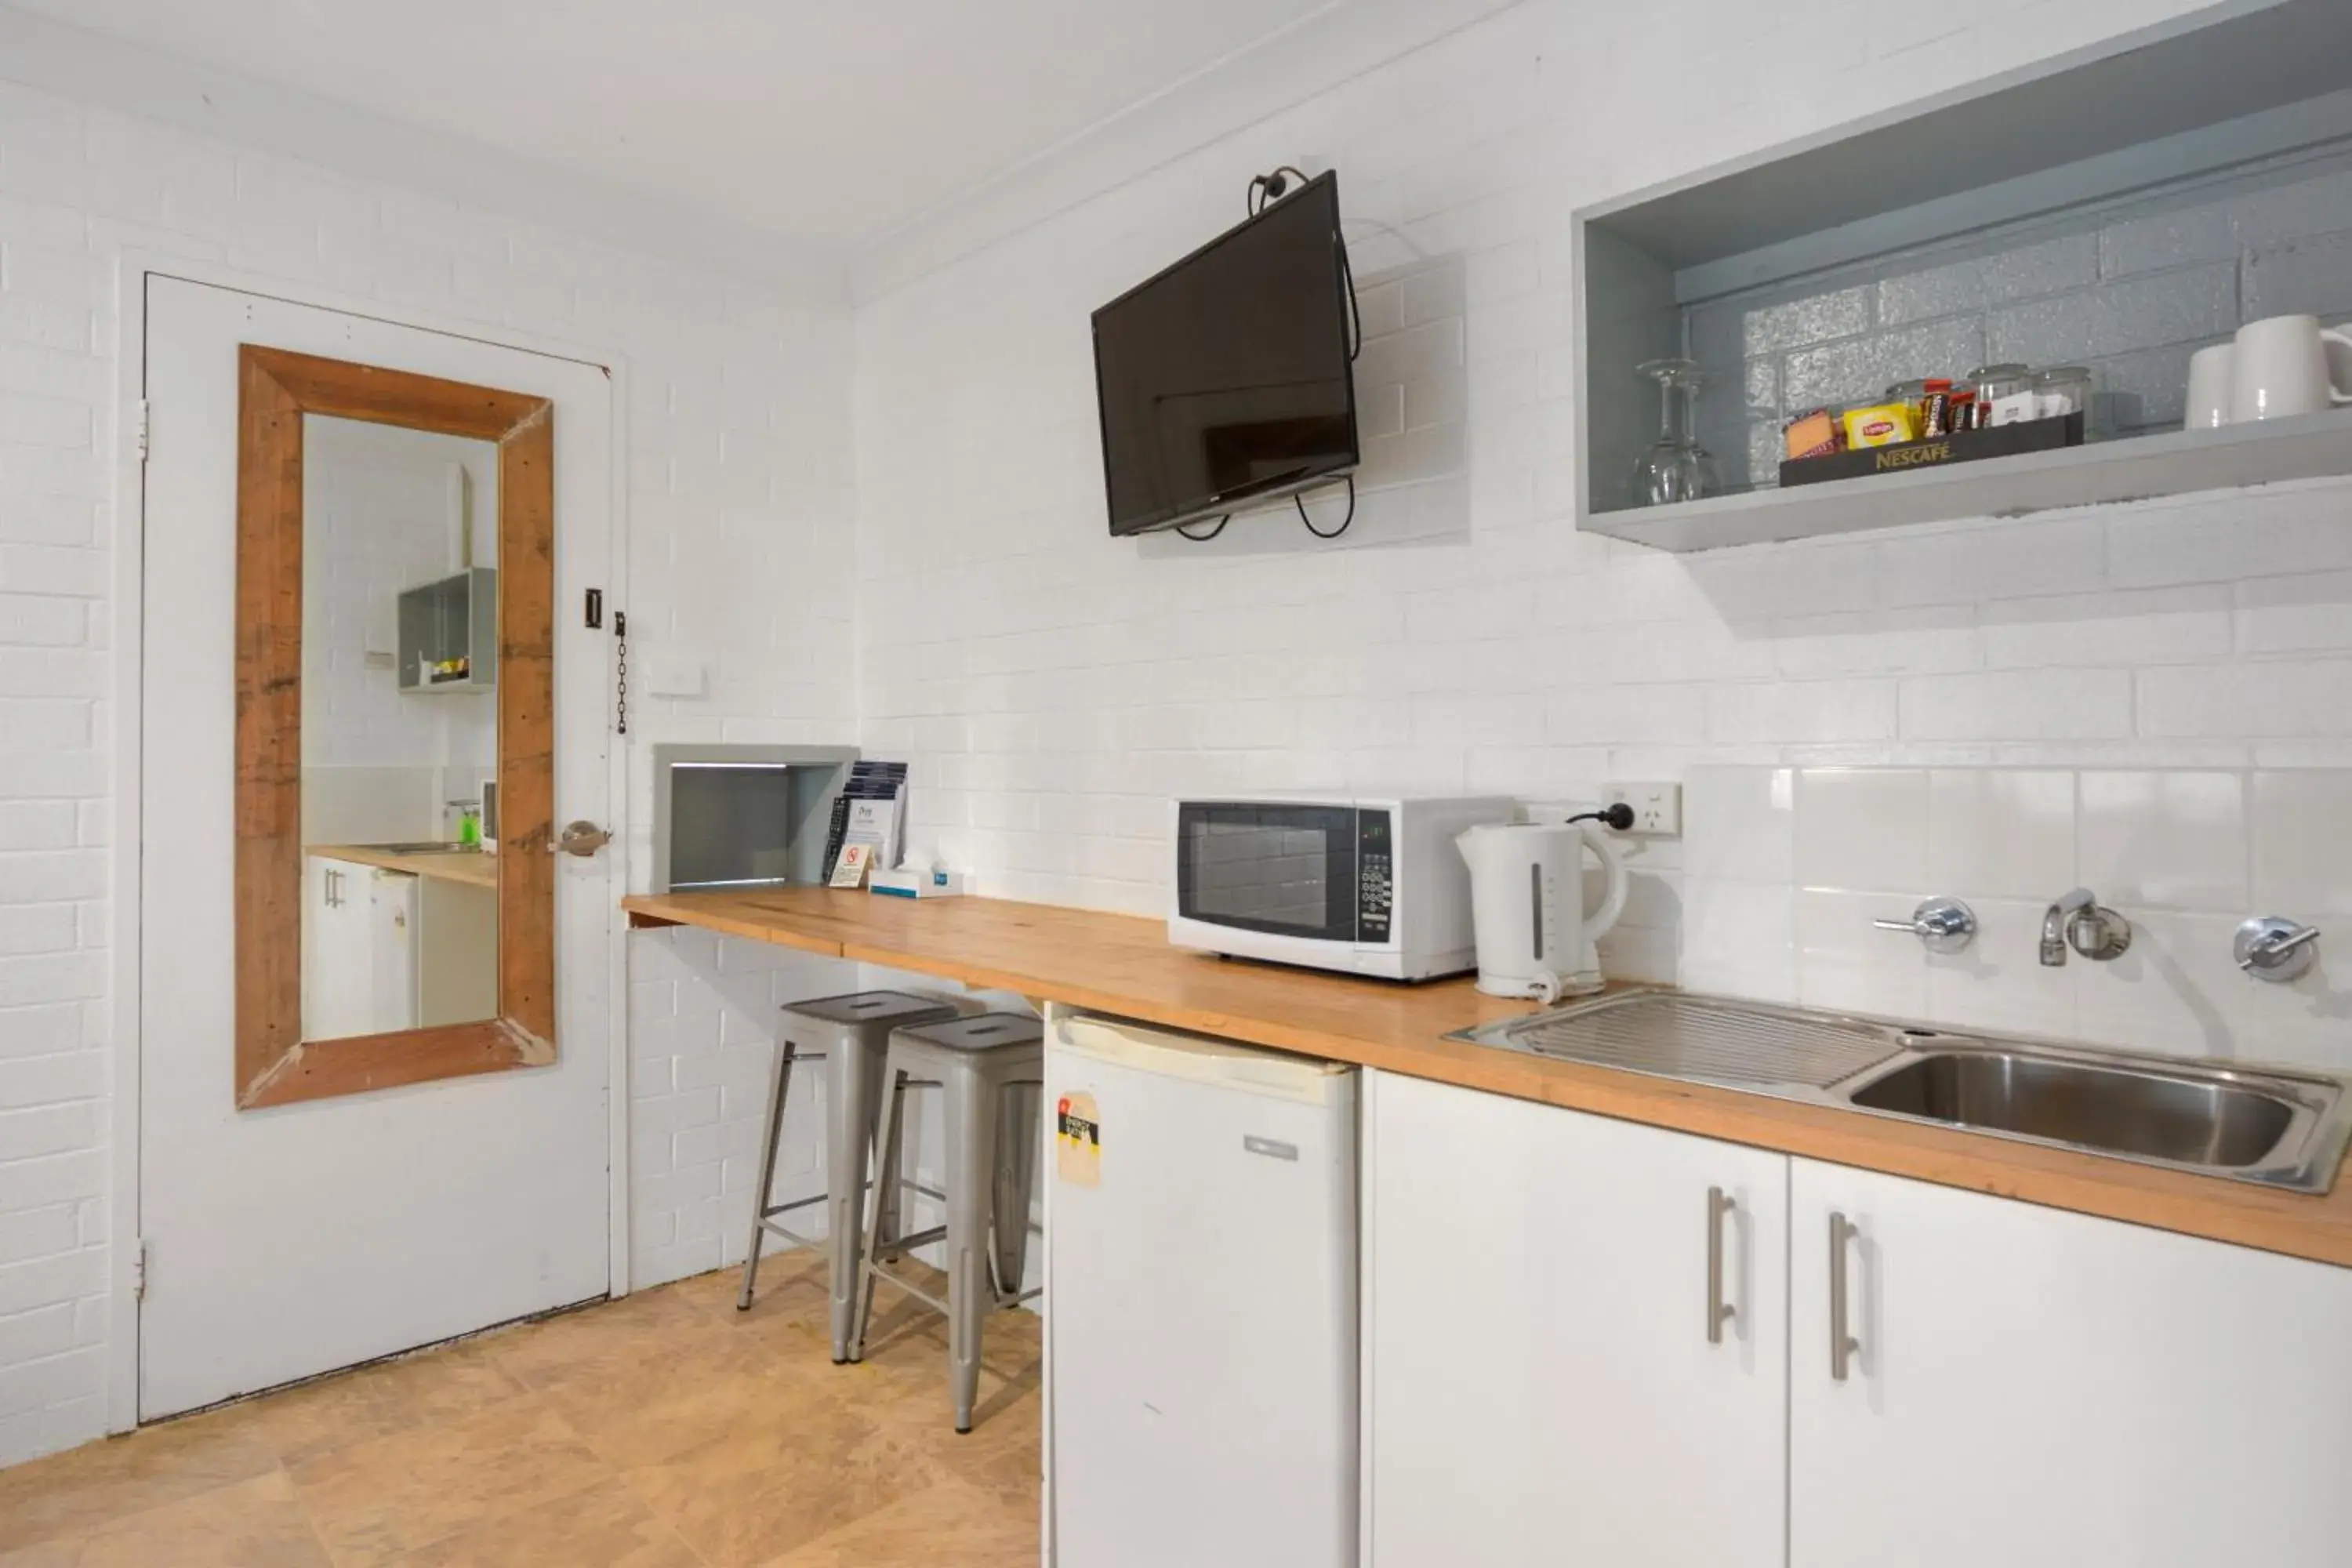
[0,81,855,1463]
[850,0,2352,991]
[299,417,496,844]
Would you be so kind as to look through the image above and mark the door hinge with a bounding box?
[133,399,150,463]
[132,1239,148,1301]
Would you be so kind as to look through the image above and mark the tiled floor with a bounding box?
[0,1253,1042,1566]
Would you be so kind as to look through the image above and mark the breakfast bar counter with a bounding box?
[624,886,2352,1269]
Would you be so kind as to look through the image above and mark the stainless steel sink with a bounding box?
[1451,990,2352,1192]
[1842,1045,2319,1176]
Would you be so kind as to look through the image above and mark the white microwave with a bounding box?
[1167,796,1512,981]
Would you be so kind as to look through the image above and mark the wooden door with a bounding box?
[1362,1070,1788,1568]
[1791,1159,2352,1567]
[137,276,616,1418]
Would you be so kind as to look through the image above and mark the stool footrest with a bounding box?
[865,1263,951,1317]
[877,1224,947,1257]
[862,1262,952,1319]
[755,1218,820,1250]
[866,1260,1039,1319]
[751,1189,827,1253]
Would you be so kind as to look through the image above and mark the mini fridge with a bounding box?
[1044,1011,1357,1567]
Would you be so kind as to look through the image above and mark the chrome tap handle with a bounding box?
[2267,926,2323,958]
[1871,897,1976,955]
[2236,917,2321,982]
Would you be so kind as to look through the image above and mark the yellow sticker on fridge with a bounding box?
[1055,1091,1101,1188]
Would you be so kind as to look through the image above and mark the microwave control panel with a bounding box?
[1356,810,1392,945]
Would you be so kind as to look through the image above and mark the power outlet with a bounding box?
[1603,781,1682,837]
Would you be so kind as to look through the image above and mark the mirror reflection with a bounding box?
[299,416,500,1042]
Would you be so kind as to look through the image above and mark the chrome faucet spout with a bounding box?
[2042,887,2130,966]
[2041,888,2092,966]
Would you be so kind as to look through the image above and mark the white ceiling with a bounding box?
[17,0,1346,256]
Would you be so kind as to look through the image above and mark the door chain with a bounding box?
[613,610,628,736]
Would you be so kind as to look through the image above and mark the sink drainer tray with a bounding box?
[1452,991,1906,1091]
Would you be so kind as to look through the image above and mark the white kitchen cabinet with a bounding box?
[302,855,496,1039]
[1790,1158,2352,1568]
[1362,1069,1788,1568]
[303,855,382,1040]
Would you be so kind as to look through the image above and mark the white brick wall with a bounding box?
[3,0,2339,1472]
[0,82,855,1465]
[851,0,2352,941]
[1683,764,2352,1066]
[626,928,855,1289]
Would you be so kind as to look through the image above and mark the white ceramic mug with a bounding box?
[2229,314,2352,423]
[2184,343,2234,430]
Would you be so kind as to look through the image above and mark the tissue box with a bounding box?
[869,866,966,899]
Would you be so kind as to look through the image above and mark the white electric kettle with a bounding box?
[1456,821,1631,1002]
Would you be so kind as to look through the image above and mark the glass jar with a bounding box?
[2033,365,2092,420]
[1884,377,1932,415]
[1968,363,2033,404]
[1969,362,2037,428]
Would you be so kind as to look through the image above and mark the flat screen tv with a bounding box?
[1091,172,1358,537]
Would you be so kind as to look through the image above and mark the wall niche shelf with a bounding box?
[396,567,496,695]
[1572,0,2352,553]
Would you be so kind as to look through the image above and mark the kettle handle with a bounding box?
[1581,824,1631,942]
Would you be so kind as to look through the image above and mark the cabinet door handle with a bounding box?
[1706,1185,1737,1344]
[1828,1211,1860,1381]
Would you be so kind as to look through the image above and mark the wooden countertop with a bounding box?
[623,886,2352,1269]
[310,844,499,889]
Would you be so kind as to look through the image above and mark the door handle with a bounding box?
[1828,1210,1860,1381]
[554,820,610,857]
[1706,1185,1736,1345]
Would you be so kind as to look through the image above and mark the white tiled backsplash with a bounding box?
[1682,766,2352,1069]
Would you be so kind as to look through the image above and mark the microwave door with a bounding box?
[1174,803,1358,945]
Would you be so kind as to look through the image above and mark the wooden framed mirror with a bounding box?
[234,346,557,1109]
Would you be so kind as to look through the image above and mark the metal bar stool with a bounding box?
[851,1011,1045,1432]
[737,989,959,1362]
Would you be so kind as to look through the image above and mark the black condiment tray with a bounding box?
[1780,411,2084,488]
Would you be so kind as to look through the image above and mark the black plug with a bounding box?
[1566,803,1636,832]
